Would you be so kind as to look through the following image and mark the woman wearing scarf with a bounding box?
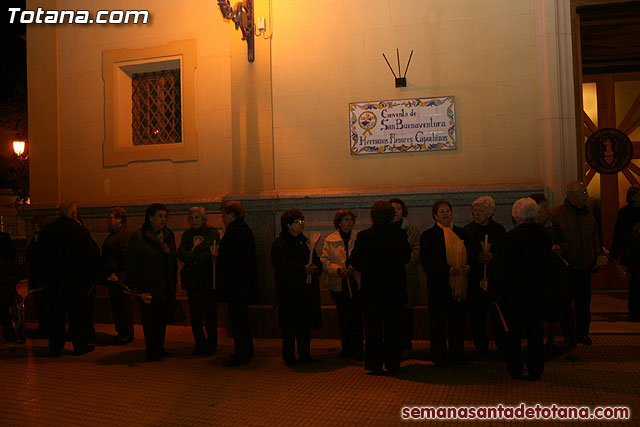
[321,209,363,361]
[126,203,178,361]
[271,209,322,365]
[420,200,471,367]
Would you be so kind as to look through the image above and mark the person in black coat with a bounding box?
[101,207,134,345]
[0,231,19,342]
[26,215,51,337]
[420,200,471,367]
[271,209,322,365]
[37,203,100,356]
[610,185,640,320]
[215,201,258,366]
[491,197,553,381]
[126,203,178,361]
[178,206,220,356]
[350,201,411,375]
[463,196,506,353]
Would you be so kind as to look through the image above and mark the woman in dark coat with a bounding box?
[215,201,258,366]
[492,197,553,381]
[350,201,411,375]
[420,200,471,367]
[126,203,178,361]
[610,185,640,320]
[178,206,220,356]
[271,209,322,364]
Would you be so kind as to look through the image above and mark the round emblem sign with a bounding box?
[358,111,377,135]
[585,128,633,175]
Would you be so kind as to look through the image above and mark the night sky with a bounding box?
[1,1,27,176]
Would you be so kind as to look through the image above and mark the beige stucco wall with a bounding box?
[270,0,539,190]
[28,0,234,205]
[27,0,560,207]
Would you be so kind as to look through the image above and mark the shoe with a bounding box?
[385,366,400,375]
[226,356,250,366]
[202,346,217,355]
[146,351,162,361]
[299,355,317,363]
[73,345,95,356]
[525,374,541,381]
[109,335,133,346]
[283,357,299,365]
[159,349,173,357]
[366,369,386,376]
[577,336,592,346]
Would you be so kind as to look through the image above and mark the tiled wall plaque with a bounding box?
[349,96,456,155]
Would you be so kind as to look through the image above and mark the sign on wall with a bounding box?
[349,96,456,155]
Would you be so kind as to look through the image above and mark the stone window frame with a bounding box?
[102,40,198,166]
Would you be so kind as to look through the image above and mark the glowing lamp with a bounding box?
[13,140,26,157]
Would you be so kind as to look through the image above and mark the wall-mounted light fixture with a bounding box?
[13,140,26,157]
[217,0,255,62]
[383,49,413,88]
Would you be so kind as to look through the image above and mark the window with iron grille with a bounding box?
[131,69,182,145]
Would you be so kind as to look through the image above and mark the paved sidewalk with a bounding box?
[1,323,638,426]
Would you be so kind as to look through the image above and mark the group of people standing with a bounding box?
[277,181,615,380]
[23,201,258,365]
[6,180,636,381]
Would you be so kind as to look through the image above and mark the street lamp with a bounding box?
[13,140,26,158]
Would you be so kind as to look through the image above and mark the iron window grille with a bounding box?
[131,69,182,145]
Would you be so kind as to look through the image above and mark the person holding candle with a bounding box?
[178,206,220,356]
[420,200,471,367]
[215,201,258,366]
[463,196,506,354]
[271,209,322,365]
[321,209,363,361]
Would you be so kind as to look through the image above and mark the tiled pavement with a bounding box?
[1,323,639,426]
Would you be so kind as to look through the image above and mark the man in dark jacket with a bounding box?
[215,201,258,366]
[38,202,100,356]
[178,206,220,356]
[350,201,411,375]
[551,181,602,345]
[101,207,134,345]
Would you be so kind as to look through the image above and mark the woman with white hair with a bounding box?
[463,196,506,354]
[178,206,220,356]
[491,197,552,381]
